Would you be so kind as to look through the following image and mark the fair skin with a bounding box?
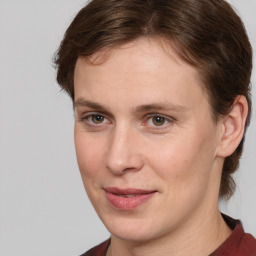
[73,38,248,256]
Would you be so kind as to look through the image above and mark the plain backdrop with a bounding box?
[0,1,255,255]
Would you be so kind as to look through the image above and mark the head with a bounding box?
[54,4,255,248]
[54,0,252,200]
[54,0,253,245]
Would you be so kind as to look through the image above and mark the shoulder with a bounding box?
[80,239,110,256]
[211,214,256,256]
[236,232,256,256]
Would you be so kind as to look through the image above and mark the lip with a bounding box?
[104,187,157,210]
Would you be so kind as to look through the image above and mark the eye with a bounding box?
[146,114,172,127]
[78,112,111,127]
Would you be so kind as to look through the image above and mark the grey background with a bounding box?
[0,1,255,255]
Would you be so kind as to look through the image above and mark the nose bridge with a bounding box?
[105,123,144,175]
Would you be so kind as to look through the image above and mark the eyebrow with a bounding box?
[74,98,188,114]
[74,98,111,112]
[134,103,188,113]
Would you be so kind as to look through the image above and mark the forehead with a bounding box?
[74,38,209,111]
[86,37,184,66]
[75,38,201,83]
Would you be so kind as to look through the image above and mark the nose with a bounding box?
[105,126,144,175]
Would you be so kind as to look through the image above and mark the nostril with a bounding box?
[105,155,144,175]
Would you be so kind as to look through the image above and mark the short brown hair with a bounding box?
[54,0,252,199]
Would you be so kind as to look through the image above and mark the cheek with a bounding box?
[74,131,105,181]
[147,139,215,223]
[148,131,216,195]
[74,131,108,210]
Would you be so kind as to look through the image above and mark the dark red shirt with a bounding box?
[81,215,256,256]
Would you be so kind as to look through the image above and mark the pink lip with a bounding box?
[104,187,157,210]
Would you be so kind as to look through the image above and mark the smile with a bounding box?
[118,194,140,198]
[104,187,157,210]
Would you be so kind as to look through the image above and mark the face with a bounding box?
[74,38,223,242]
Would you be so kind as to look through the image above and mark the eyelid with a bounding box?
[145,113,175,121]
[78,111,112,125]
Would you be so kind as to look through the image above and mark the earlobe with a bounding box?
[217,96,248,157]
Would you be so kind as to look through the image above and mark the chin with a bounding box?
[101,214,164,243]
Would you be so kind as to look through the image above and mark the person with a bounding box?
[54,0,256,255]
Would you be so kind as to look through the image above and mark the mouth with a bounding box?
[118,194,142,198]
[104,187,157,210]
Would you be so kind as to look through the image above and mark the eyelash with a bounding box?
[78,112,174,130]
[78,112,111,128]
[143,114,174,129]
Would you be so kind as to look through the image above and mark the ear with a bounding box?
[216,96,248,157]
